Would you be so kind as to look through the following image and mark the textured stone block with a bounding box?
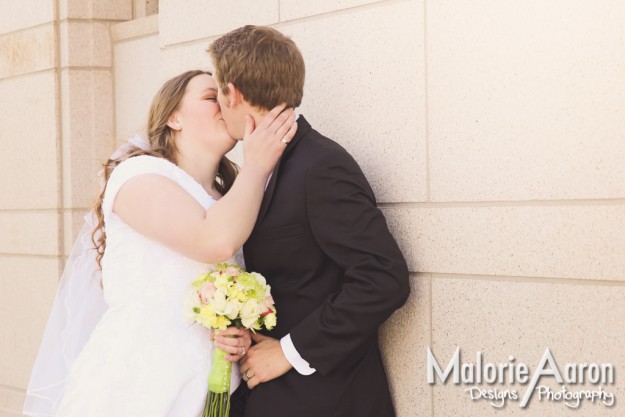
[111,14,159,43]
[0,256,60,388]
[0,1,54,35]
[60,69,116,208]
[60,21,113,68]
[0,386,26,416]
[286,0,427,202]
[383,205,625,281]
[0,71,58,210]
[114,34,165,141]
[133,0,159,18]
[159,0,279,46]
[427,0,625,201]
[60,0,132,20]
[0,24,55,79]
[430,276,625,415]
[380,274,432,417]
[0,211,59,256]
[280,0,386,21]
[159,39,214,81]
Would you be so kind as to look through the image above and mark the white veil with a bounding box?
[23,135,150,417]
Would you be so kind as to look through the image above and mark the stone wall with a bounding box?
[2,1,624,416]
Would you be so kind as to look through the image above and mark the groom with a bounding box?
[208,25,410,417]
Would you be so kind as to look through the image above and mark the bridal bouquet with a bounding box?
[187,263,277,417]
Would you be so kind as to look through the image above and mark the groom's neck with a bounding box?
[249,109,268,130]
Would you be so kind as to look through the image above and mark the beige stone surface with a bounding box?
[380,274,431,417]
[1,1,623,416]
[0,386,25,416]
[225,143,244,169]
[0,256,60,388]
[0,410,24,417]
[114,34,165,141]
[384,204,625,280]
[0,71,58,210]
[59,0,132,20]
[60,21,113,68]
[280,0,386,21]
[0,409,24,417]
[0,211,58,256]
[284,0,427,203]
[111,14,159,42]
[159,38,217,79]
[0,24,55,80]
[0,1,54,35]
[159,0,279,46]
[61,69,116,208]
[427,0,625,202]
[133,0,159,18]
[430,276,625,415]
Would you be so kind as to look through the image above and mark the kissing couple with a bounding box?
[24,25,409,417]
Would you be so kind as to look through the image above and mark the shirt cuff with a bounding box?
[280,334,316,375]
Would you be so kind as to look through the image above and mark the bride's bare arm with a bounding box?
[112,106,297,262]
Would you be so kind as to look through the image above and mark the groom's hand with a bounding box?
[239,333,293,389]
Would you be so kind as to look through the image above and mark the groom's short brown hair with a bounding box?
[208,25,305,110]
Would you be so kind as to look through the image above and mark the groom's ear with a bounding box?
[226,82,243,108]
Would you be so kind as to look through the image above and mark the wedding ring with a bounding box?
[245,370,254,379]
[240,346,246,356]
[281,138,290,144]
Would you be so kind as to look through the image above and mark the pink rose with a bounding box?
[199,282,216,303]
[259,295,275,317]
[223,267,241,278]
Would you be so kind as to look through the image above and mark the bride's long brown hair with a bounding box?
[92,70,239,267]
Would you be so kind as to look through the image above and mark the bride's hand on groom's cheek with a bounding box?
[239,333,293,389]
[242,104,297,175]
[213,327,252,362]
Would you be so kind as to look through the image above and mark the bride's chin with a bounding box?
[225,140,237,153]
[225,133,237,144]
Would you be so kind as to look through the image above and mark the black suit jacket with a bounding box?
[240,116,410,417]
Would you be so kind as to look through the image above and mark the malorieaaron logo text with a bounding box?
[427,347,615,409]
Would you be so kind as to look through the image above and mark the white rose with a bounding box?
[240,300,260,328]
[211,289,229,315]
[225,300,242,320]
[264,312,277,329]
[251,272,266,286]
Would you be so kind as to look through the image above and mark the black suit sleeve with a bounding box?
[288,149,410,376]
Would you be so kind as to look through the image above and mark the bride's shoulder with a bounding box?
[105,155,179,197]
[116,154,173,169]
[110,155,177,181]
[102,155,179,218]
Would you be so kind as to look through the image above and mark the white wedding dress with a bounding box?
[54,155,241,417]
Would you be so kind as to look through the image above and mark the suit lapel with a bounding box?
[256,115,311,224]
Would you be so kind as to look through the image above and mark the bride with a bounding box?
[24,70,297,417]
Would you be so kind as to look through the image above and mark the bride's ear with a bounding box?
[167,114,182,131]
